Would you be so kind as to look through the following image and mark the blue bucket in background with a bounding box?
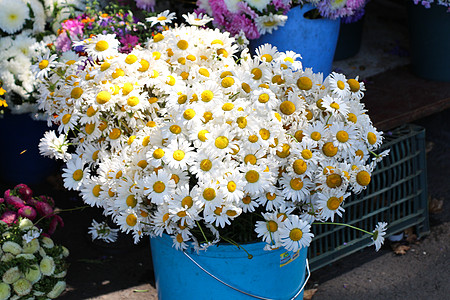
[249,4,340,76]
[150,234,308,300]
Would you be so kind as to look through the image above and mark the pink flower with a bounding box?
[1,211,18,225]
[35,201,54,217]
[15,184,33,201]
[4,189,26,209]
[55,32,73,52]
[18,206,37,221]
[119,34,140,53]
[62,19,84,36]
[38,195,55,207]
[0,198,4,204]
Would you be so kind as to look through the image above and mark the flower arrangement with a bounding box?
[0,218,69,299]
[55,0,160,55]
[36,14,388,253]
[0,0,85,117]
[195,0,368,40]
[413,0,450,10]
[0,184,64,238]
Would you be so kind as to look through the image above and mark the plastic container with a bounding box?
[150,234,308,300]
[249,4,340,76]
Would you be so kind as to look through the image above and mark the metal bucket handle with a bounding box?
[183,251,311,300]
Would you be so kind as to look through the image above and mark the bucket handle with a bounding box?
[183,251,311,300]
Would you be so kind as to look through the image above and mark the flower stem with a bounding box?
[220,235,253,259]
[312,222,373,236]
[33,205,91,227]
[196,220,209,244]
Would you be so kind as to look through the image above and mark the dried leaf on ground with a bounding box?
[303,288,318,300]
[404,227,418,244]
[391,243,411,255]
[429,197,444,214]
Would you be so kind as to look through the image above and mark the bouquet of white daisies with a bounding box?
[0,0,84,117]
[35,13,388,253]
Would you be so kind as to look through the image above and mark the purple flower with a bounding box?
[18,206,37,221]
[4,189,26,209]
[14,184,33,201]
[35,201,54,218]
[1,211,18,225]
[135,0,156,11]
[119,34,140,53]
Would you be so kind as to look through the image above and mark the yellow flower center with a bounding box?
[221,77,235,88]
[85,123,95,135]
[62,114,71,125]
[276,144,290,158]
[280,100,296,115]
[330,102,340,110]
[203,188,216,201]
[222,103,234,111]
[367,132,377,145]
[199,68,210,77]
[251,68,262,80]
[39,60,49,70]
[261,54,273,62]
[215,136,229,149]
[86,106,97,117]
[181,196,193,208]
[293,159,307,175]
[336,130,349,143]
[297,77,312,90]
[337,80,345,90]
[95,40,109,52]
[347,113,357,123]
[237,116,247,129]
[153,148,165,159]
[355,149,364,158]
[142,136,150,146]
[227,181,236,192]
[326,174,342,188]
[289,228,303,241]
[311,131,321,141]
[122,82,134,95]
[242,82,251,93]
[323,142,338,157]
[198,130,209,142]
[137,160,148,169]
[127,96,139,107]
[356,170,371,186]
[126,214,137,226]
[177,39,189,50]
[157,16,167,21]
[170,125,182,135]
[242,196,252,204]
[201,90,214,102]
[177,211,187,218]
[92,185,101,197]
[96,91,111,104]
[258,93,270,103]
[100,62,110,71]
[183,109,195,120]
[173,150,185,161]
[295,130,304,142]
[138,59,150,72]
[211,39,224,45]
[245,170,260,183]
[327,197,340,210]
[126,195,137,207]
[272,75,284,84]
[248,135,258,143]
[125,54,137,64]
[72,169,83,181]
[267,220,278,232]
[109,128,121,140]
[200,159,212,171]
[244,154,257,165]
[71,87,83,99]
[154,34,165,42]
[347,78,360,92]
[266,192,276,201]
[166,75,176,86]
[259,128,270,140]
[153,181,166,193]
[290,178,303,190]
[217,48,228,57]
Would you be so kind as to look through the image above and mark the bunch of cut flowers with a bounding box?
[0,184,64,238]
[413,0,450,10]
[195,0,368,41]
[35,13,388,253]
[0,0,85,117]
[0,218,69,299]
[55,0,161,55]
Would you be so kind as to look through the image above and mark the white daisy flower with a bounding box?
[316,190,349,222]
[144,169,176,205]
[372,222,387,251]
[163,138,195,170]
[79,34,120,61]
[146,10,176,27]
[254,211,284,245]
[39,130,71,161]
[88,219,119,243]
[182,12,213,26]
[279,173,313,203]
[279,215,314,252]
[32,52,58,80]
[327,72,351,98]
[62,155,88,191]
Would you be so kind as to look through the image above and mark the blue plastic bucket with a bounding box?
[150,234,308,300]
[249,4,340,76]
[0,111,57,187]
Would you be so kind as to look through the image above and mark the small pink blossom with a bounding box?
[1,211,18,225]
[4,190,26,209]
[18,206,37,221]
[15,184,33,200]
[35,201,54,217]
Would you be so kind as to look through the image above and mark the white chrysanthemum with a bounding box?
[40,256,56,276]
[2,241,22,255]
[0,282,11,300]
[47,281,67,299]
[254,212,284,245]
[0,0,30,34]
[279,215,314,252]
[255,13,288,35]
[41,236,54,249]
[144,170,177,205]
[372,222,388,251]
[25,264,42,284]
[78,34,120,61]
[13,278,32,296]
[182,12,213,26]
[2,266,21,284]
[62,155,88,191]
[245,0,272,12]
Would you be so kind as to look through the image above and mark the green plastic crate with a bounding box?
[308,124,430,272]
